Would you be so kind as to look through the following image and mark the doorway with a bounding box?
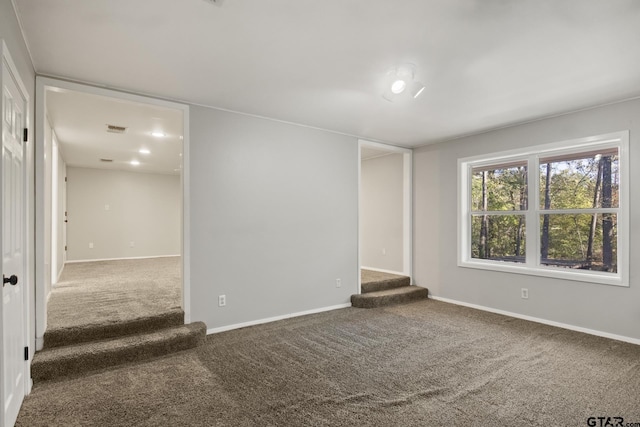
[35,77,190,350]
[358,140,412,292]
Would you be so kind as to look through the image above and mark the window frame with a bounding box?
[458,131,629,287]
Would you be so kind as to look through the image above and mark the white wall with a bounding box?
[414,97,640,342]
[361,153,404,272]
[43,118,67,286]
[189,106,358,330]
[55,144,66,277]
[43,118,52,294]
[66,167,180,261]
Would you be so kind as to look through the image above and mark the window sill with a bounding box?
[458,259,627,287]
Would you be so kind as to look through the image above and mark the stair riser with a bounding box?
[352,288,428,309]
[43,310,184,349]
[32,324,206,382]
[361,277,410,293]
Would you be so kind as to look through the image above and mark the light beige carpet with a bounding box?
[18,299,640,426]
[48,257,182,331]
[360,268,407,285]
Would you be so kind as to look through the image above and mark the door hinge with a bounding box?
[65,176,68,182]
[65,245,67,251]
[24,346,29,361]
[23,128,28,142]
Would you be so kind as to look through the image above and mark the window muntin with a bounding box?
[458,132,628,286]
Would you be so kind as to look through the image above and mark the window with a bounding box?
[458,131,629,286]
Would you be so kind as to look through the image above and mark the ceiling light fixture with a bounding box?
[139,148,151,154]
[106,124,127,134]
[383,63,426,102]
[151,131,166,138]
[391,79,407,94]
[130,160,140,166]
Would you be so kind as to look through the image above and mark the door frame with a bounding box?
[357,139,413,293]
[0,39,31,427]
[34,77,191,350]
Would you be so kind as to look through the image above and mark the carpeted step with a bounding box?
[43,308,185,349]
[32,322,206,382]
[361,275,410,293]
[351,286,428,308]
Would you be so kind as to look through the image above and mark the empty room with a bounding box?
[1,1,639,426]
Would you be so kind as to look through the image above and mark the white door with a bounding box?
[1,48,27,427]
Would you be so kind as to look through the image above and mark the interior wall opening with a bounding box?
[358,140,412,291]
[35,78,190,350]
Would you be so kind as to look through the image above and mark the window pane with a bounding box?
[471,164,527,211]
[471,215,526,262]
[539,150,619,209]
[540,214,617,273]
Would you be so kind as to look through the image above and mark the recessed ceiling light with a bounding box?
[391,80,406,94]
[106,124,127,134]
[130,160,140,166]
[139,148,151,154]
[151,131,166,138]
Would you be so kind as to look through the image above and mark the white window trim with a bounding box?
[458,131,629,287]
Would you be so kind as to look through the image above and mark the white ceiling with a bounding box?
[14,0,640,148]
[46,89,183,175]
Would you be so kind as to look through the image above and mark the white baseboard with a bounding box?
[361,266,407,276]
[207,303,352,335]
[65,254,180,264]
[429,295,640,346]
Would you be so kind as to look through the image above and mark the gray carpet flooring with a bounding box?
[18,299,640,426]
[47,257,182,331]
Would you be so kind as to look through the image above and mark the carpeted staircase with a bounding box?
[32,309,206,382]
[351,269,428,308]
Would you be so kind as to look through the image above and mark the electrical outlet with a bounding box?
[218,295,226,307]
[105,204,110,211]
[89,242,94,249]
[129,241,135,248]
[336,278,341,288]
[521,288,529,299]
